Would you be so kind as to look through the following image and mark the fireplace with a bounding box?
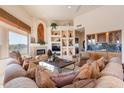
[36,49,45,55]
[30,44,47,56]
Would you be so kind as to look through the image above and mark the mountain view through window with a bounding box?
[9,32,28,55]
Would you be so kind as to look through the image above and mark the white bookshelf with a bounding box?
[50,26,75,60]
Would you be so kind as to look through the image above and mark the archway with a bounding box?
[37,23,44,42]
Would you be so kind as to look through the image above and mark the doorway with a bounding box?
[75,28,85,54]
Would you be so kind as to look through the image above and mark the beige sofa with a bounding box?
[80,51,121,61]
[3,55,124,88]
[63,57,124,88]
[95,58,124,88]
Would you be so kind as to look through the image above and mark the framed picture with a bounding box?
[31,37,35,43]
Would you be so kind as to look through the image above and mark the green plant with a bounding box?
[50,23,57,30]
[38,40,45,45]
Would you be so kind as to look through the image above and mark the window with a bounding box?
[9,31,28,55]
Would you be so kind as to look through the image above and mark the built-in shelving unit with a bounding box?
[50,26,75,60]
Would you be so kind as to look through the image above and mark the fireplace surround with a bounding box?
[30,44,47,56]
[36,49,45,55]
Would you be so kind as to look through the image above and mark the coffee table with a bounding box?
[39,59,75,73]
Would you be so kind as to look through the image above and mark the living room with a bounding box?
[0,2,124,89]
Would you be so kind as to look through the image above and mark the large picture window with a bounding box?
[9,32,28,55]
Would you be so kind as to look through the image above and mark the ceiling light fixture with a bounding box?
[68,6,71,9]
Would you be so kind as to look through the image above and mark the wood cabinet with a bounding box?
[97,33,106,43]
[109,30,121,43]
[87,30,121,44]
[87,30,122,52]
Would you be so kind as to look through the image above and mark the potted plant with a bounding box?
[50,23,57,30]
[38,40,45,45]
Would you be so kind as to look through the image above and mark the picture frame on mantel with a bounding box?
[31,37,36,43]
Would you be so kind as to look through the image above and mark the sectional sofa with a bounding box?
[3,51,124,88]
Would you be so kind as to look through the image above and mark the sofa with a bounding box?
[80,51,121,61]
[3,51,124,88]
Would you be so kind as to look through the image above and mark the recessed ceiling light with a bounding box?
[67,6,71,9]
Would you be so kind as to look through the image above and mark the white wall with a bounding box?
[0,28,2,58]
[74,6,124,63]
[0,27,9,59]
[74,6,124,34]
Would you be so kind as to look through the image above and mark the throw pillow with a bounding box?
[91,61,100,79]
[51,71,79,88]
[35,67,56,88]
[96,57,106,71]
[26,63,37,80]
[9,51,23,65]
[73,63,92,82]
[22,60,29,71]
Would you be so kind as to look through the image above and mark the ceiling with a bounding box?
[22,5,102,20]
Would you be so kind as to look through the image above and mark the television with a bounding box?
[52,45,60,51]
